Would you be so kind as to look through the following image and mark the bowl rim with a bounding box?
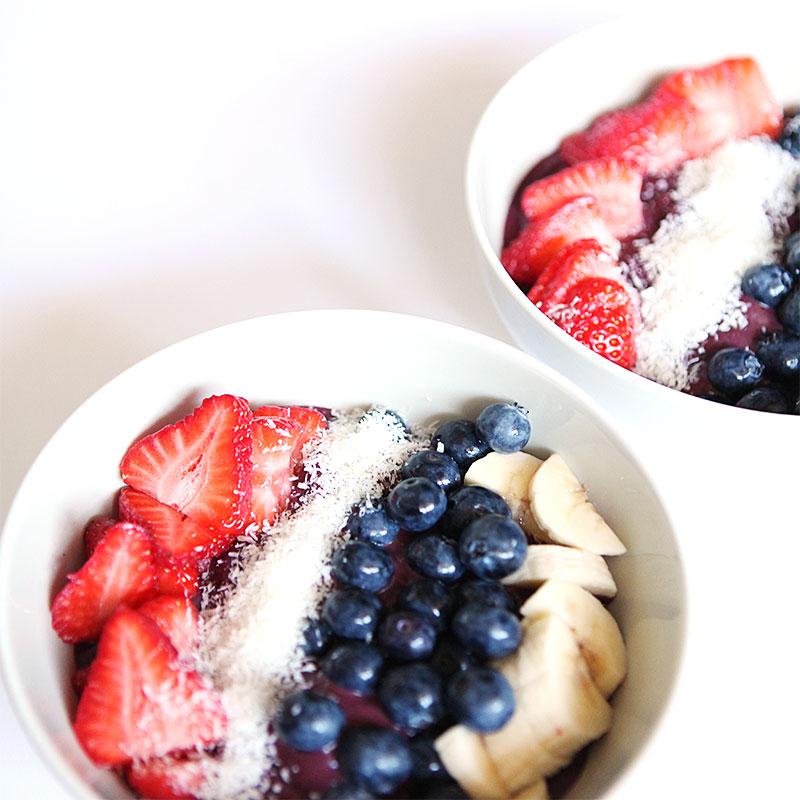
[0,308,687,799]
[464,16,799,425]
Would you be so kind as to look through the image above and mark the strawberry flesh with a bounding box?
[253,405,328,457]
[83,516,116,560]
[73,607,226,767]
[120,395,254,531]
[153,551,201,599]
[520,157,644,237]
[51,522,158,643]
[126,756,206,800]
[501,196,620,286]
[139,595,199,662]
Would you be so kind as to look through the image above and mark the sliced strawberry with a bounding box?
[656,57,782,149]
[154,551,201,599]
[544,277,639,369]
[73,607,226,767]
[51,522,158,643]
[139,596,199,662]
[520,157,644,237]
[560,92,694,173]
[248,415,303,529]
[120,395,254,531]
[527,239,622,313]
[253,405,328,457]
[83,516,116,559]
[501,197,620,286]
[72,667,90,697]
[126,756,206,800]
[119,487,235,560]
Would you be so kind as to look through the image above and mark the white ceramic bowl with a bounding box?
[0,311,684,799]
[466,13,799,436]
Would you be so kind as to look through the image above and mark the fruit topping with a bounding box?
[378,663,444,731]
[275,689,345,752]
[346,500,401,546]
[387,477,447,532]
[119,394,254,530]
[126,756,206,800]
[51,522,158,643]
[396,578,454,631]
[338,727,413,795]
[82,516,116,559]
[138,595,200,662]
[475,402,532,454]
[378,611,437,661]
[73,607,226,766]
[786,231,800,278]
[332,541,394,592]
[431,420,491,470]
[735,386,790,413]
[445,485,511,532]
[501,197,620,286]
[458,514,528,579]
[322,642,384,695]
[706,347,765,396]
[755,331,800,380]
[301,617,332,656]
[321,588,382,641]
[778,286,800,333]
[401,450,463,493]
[407,534,466,583]
[520,157,644,238]
[451,603,521,660]
[741,262,794,307]
[445,667,515,733]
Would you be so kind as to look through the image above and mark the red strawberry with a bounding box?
[83,516,116,559]
[154,551,201,599]
[126,756,206,800]
[139,596,199,662]
[520,157,644,237]
[527,239,621,313]
[120,395,254,531]
[253,405,328,457]
[73,607,226,767]
[544,277,638,369]
[119,487,235,560]
[560,93,694,173]
[501,197,620,286]
[51,522,158,643]
[249,415,303,529]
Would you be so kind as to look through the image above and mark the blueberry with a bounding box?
[706,347,765,396]
[323,783,375,800]
[475,402,531,453]
[457,579,515,611]
[378,611,437,661]
[348,501,400,547]
[786,231,800,277]
[430,636,476,677]
[445,486,511,534]
[332,542,394,592]
[409,734,447,782]
[396,579,453,631]
[322,589,381,641]
[735,387,790,413]
[407,534,465,583]
[459,514,527,580]
[741,262,794,307]
[322,642,384,695]
[378,663,444,731]
[387,477,447,532]
[275,690,345,752]
[431,420,490,469]
[445,667,515,733]
[401,451,462,493]
[452,603,521,660]
[755,331,800,380]
[778,287,800,334]
[778,113,800,157]
[302,618,332,656]
[338,727,413,795]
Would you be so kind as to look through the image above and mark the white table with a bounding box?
[2,1,796,798]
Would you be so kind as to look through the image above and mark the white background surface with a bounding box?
[1,1,796,799]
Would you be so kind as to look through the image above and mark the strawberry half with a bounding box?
[119,487,235,560]
[501,196,620,286]
[153,551,201,599]
[126,756,206,800]
[545,277,639,369]
[73,607,226,767]
[120,395,254,531]
[520,157,644,238]
[83,516,116,560]
[51,522,158,643]
[139,596,199,662]
[527,239,622,314]
[253,405,328,457]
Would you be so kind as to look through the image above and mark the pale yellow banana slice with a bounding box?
[528,454,626,555]
[512,781,549,800]
[464,451,543,538]
[434,724,509,800]
[520,579,626,698]
[501,544,617,599]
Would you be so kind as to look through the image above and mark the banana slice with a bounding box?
[435,724,509,800]
[520,579,626,698]
[464,451,543,538]
[512,781,549,800]
[501,544,617,599]
[529,454,626,556]
[512,615,612,759]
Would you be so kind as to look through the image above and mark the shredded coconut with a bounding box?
[195,408,426,800]
[633,139,799,389]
